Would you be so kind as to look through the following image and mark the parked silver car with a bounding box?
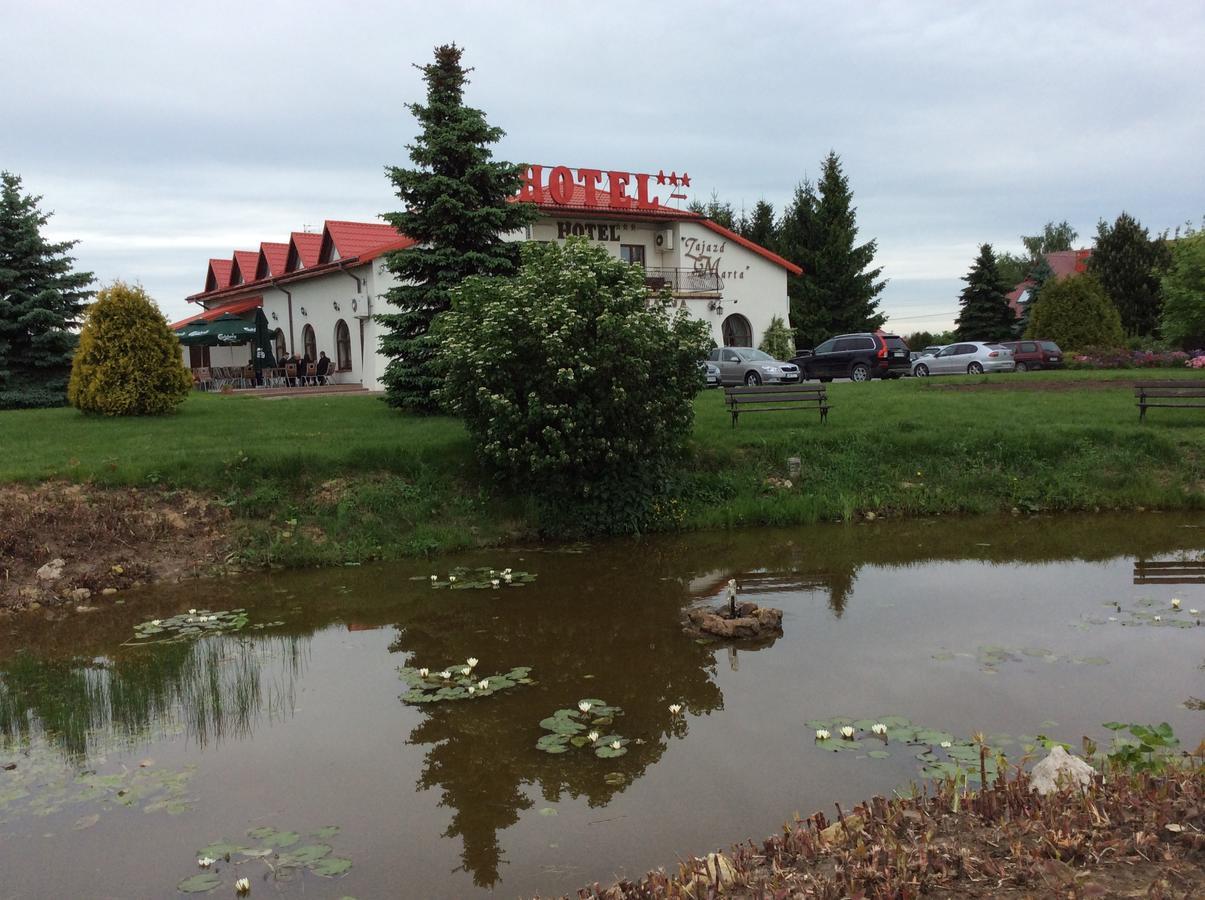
[707,347,801,386]
[699,361,722,388]
[911,342,1015,376]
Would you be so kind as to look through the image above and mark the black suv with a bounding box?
[791,333,911,382]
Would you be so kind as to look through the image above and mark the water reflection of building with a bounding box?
[0,634,308,761]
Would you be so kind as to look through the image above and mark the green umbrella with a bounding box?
[251,308,276,370]
[175,312,257,347]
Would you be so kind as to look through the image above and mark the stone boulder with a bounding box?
[36,558,66,582]
[1030,745,1097,795]
[685,603,783,641]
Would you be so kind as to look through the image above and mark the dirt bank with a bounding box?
[562,766,1203,898]
[0,482,234,612]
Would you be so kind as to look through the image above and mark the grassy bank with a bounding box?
[1,370,1202,567]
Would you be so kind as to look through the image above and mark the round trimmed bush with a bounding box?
[68,281,192,415]
[1025,274,1123,351]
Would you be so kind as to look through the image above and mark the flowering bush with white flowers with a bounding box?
[435,238,712,536]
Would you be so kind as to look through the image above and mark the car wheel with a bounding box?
[1015,362,1028,372]
[967,362,984,375]
[914,364,929,377]
[850,363,870,382]
[745,371,762,386]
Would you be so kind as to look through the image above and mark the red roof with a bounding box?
[230,250,259,285]
[695,219,803,276]
[286,232,323,272]
[256,242,289,280]
[321,220,407,262]
[171,296,262,329]
[1006,249,1093,316]
[204,259,233,293]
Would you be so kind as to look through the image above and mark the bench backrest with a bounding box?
[725,385,826,406]
[1134,382,1205,398]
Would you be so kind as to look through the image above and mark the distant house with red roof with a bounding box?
[1006,249,1092,318]
[175,165,800,389]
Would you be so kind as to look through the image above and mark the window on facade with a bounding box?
[721,314,752,347]
[273,329,286,363]
[335,320,352,371]
[302,324,317,363]
[620,244,646,266]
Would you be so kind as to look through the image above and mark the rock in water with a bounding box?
[1030,745,1097,795]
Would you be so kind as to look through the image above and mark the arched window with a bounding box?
[335,320,352,371]
[721,313,752,347]
[273,328,286,363]
[302,324,317,363]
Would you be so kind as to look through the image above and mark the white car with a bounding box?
[911,342,1015,376]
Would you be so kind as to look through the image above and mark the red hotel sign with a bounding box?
[518,165,690,210]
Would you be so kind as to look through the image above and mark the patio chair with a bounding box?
[285,363,298,387]
[194,367,212,391]
[305,363,319,386]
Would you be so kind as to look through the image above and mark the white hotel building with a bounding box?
[173,167,801,390]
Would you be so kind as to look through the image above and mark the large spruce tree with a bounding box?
[0,171,94,409]
[955,244,1015,341]
[1088,212,1170,337]
[378,44,536,412]
[778,152,885,348]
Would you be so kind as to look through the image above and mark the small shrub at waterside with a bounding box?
[68,281,193,416]
[435,238,712,536]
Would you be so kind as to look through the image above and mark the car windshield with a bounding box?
[741,349,776,362]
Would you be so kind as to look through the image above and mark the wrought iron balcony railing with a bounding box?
[640,266,722,295]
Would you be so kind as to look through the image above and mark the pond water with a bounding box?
[1,514,1203,898]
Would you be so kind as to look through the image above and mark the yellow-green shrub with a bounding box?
[68,281,192,415]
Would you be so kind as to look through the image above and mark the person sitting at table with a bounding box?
[316,351,331,385]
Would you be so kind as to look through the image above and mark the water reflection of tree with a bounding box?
[389,551,727,889]
[0,635,307,761]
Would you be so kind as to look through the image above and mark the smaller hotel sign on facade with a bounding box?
[517,165,690,211]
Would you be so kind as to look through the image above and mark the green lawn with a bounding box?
[1,370,1202,563]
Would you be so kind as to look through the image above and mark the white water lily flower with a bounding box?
[1154,615,1162,622]
[235,877,250,895]
[609,740,621,750]
[815,729,831,740]
[839,725,855,739]
[467,685,475,695]
[1191,609,1200,616]
[669,703,683,715]
[466,657,479,668]
[439,670,451,679]
[503,568,512,575]
[940,740,953,749]
[430,575,438,582]
[150,619,161,626]
[491,579,500,588]
[448,575,456,583]
[578,701,592,713]
[418,668,429,677]
[197,857,215,867]
[188,609,197,615]
[871,723,887,735]
[477,679,489,689]
[503,573,513,583]
[587,730,600,742]
[462,666,472,676]
[1171,598,1181,609]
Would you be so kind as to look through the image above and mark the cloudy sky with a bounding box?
[3,0,1203,332]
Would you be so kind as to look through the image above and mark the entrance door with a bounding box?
[721,314,752,347]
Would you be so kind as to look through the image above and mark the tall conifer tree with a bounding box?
[955,244,1015,341]
[1088,212,1170,337]
[378,44,535,412]
[778,153,885,348]
[0,172,94,409]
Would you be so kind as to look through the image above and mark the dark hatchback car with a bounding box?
[999,340,1064,371]
[791,333,912,382]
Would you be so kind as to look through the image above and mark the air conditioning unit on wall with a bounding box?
[654,228,674,252]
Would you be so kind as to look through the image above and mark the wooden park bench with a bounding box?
[724,384,830,428]
[1134,380,1205,422]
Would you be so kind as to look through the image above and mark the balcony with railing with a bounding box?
[639,266,723,296]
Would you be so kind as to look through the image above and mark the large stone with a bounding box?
[1030,745,1097,795]
[36,558,66,581]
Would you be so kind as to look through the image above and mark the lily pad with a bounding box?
[309,856,353,877]
[177,873,223,893]
[279,844,332,866]
[198,841,246,859]
[867,749,890,759]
